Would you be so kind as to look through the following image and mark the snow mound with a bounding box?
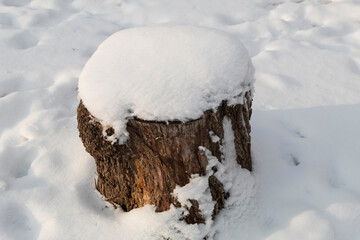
[78,25,255,143]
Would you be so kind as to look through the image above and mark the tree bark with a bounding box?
[77,92,252,222]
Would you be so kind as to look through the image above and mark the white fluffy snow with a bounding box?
[78,25,254,142]
[1,0,360,240]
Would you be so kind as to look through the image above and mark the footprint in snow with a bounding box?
[0,13,18,28]
[347,58,360,75]
[262,0,284,9]
[80,46,97,58]
[0,146,37,179]
[8,31,39,50]
[216,13,244,26]
[26,8,73,28]
[1,0,31,7]
[0,203,40,240]
[0,76,24,98]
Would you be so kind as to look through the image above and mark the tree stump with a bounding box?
[77,92,252,221]
[76,25,255,224]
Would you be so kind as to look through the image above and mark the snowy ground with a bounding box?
[1,0,360,239]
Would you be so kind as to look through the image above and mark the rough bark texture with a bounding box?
[77,92,252,222]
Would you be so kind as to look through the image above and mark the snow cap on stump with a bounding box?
[78,25,255,143]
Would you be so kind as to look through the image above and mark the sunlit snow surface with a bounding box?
[1,0,360,239]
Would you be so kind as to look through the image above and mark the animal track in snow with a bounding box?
[8,31,39,49]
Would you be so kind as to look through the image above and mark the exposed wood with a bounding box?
[77,92,252,223]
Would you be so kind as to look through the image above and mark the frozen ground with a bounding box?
[1,0,360,239]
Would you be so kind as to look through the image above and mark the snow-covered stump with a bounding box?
[77,94,252,217]
[77,25,255,225]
